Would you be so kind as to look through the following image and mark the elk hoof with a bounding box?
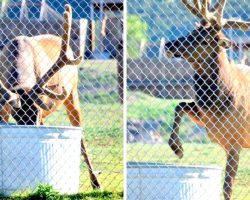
[168,137,183,159]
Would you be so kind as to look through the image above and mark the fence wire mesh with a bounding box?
[127,0,250,200]
[0,0,123,198]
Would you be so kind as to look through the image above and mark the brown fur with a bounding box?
[196,48,250,150]
[0,35,80,125]
[0,3,101,189]
[165,1,250,198]
[0,34,101,189]
[166,19,250,200]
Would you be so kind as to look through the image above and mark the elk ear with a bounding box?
[219,38,232,49]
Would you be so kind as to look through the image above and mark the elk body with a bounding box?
[0,5,100,189]
[0,34,80,125]
[165,0,250,199]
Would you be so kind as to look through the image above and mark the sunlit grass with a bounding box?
[43,60,123,194]
[8,184,123,199]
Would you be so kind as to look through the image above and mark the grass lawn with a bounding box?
[8,185,123,200]
[128,143,250,200]
[128,91,209,143]
[47,60,123,195]
[127,91,250,200]
[45,102,123,194]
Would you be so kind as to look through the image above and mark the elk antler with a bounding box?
[182,0,203,19]
[182,0,250,30]
[40,86,67,100]
[28,4,82,110]
[182,0,213,22]
[223,20,250,31]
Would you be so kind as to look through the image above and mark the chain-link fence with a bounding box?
[0,0,123,198]
[127,0,250,200]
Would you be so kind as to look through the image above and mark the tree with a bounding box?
[127,15,148,58]
[128,0,250,45]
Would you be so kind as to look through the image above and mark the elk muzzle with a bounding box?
[0,83,21,110]
[12,89,40,125]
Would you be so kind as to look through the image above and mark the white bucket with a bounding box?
[0,125,82,196]
[127,162,222,200]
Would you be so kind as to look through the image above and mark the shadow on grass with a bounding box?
[66,191,123,200]
[4,185,123,200]
[7,191,123,200]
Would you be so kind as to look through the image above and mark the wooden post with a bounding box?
[20,0,28,20]
[90,3,95,52]
[101,15,107,52]
[117,39,123,104]
[159,37,165,59]
[39,0,46,21]
[79,19,88,56]
[140,40,146,57]
[116,28,123,104]
[0,0,8,17]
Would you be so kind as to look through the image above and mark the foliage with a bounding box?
[127,0,250,44]
[9,184,123,199]
[27,184,60,200]
[31,185,60,200]
[127,15,149,58]
[9,184,60,200]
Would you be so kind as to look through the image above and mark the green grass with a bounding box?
[79,60,118,89]
[42,60,123,194]
[7,185,123,200]
[12,191,123,200]
[127,91,250,200]
[127,91,210,143]
[128,143,250,200]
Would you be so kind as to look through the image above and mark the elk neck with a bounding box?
[219,49,250,114]
[193,49,233,112]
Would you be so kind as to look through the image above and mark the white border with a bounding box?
[123,0,127,198]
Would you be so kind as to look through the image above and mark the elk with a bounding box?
[0,5,100,189]
[165,0,250,199]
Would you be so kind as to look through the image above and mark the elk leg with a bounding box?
[223,148,240,200]
[64,91,101,189]
[169,101,203,158]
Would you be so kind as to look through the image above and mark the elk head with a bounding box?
[165,0,250,70]
[0,4,82,125]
